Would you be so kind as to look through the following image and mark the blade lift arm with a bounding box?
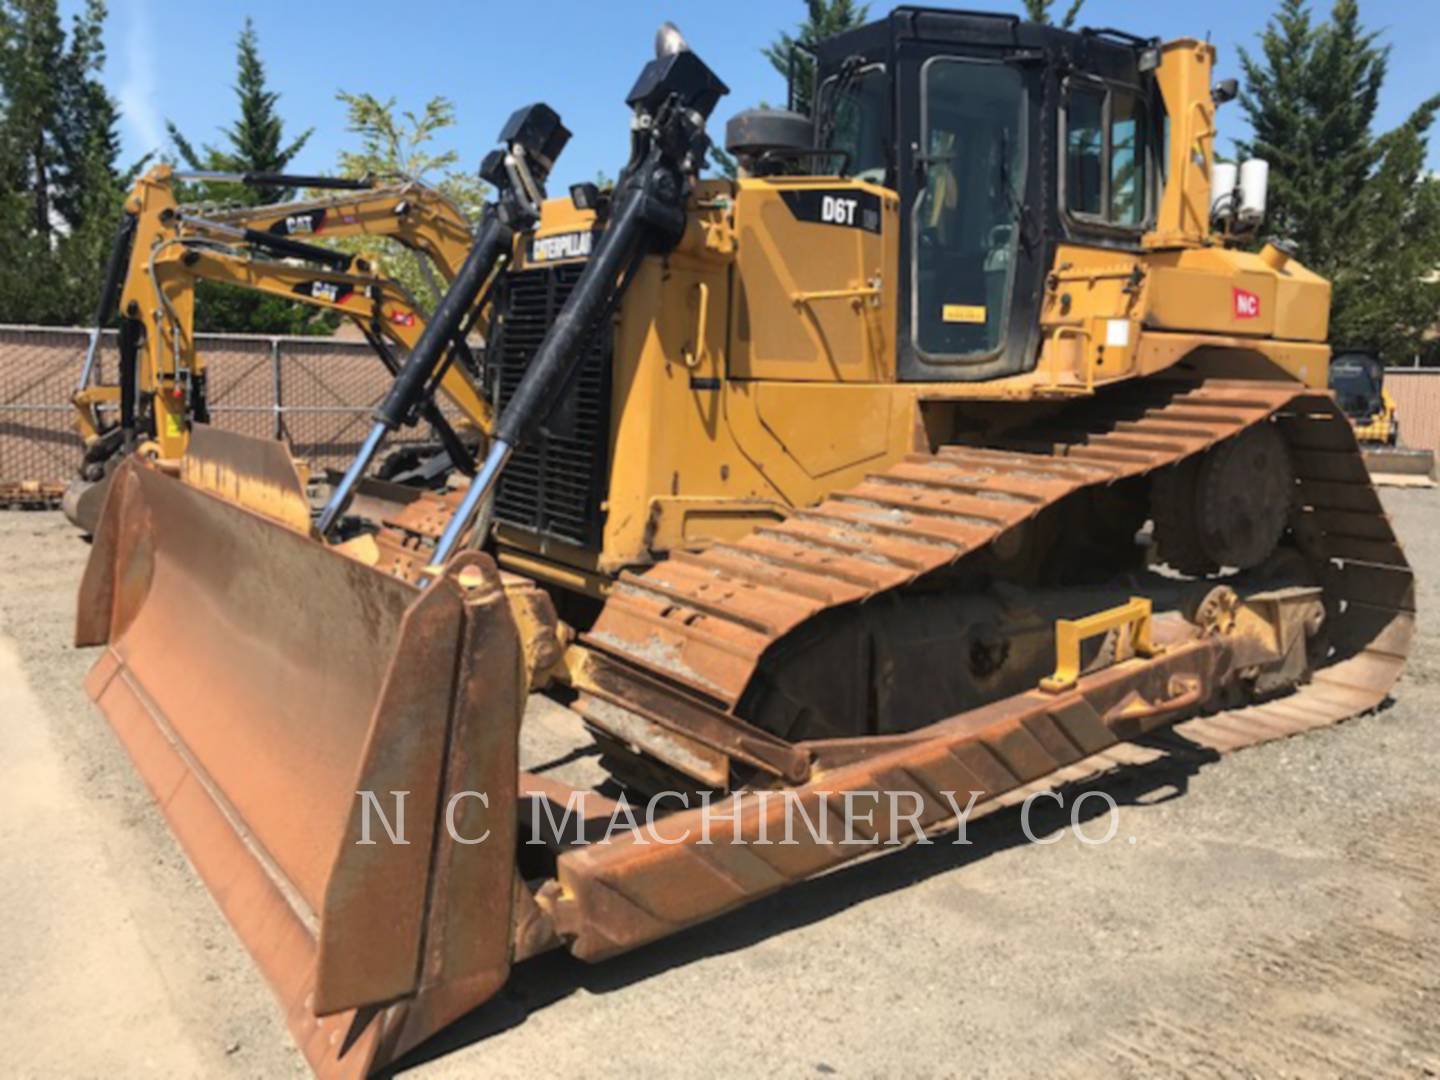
[316,103,572,535]
[423,45,729,571]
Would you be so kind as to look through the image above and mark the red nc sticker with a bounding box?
[1233,288,1261,320]
[389,310,417,328]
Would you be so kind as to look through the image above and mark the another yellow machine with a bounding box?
[1331,349,1398,444]
[1328,348,1435,483]
[65,165,503,528]
[77,14,1411,1078]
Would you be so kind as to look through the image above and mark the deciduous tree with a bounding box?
[326,92,487,307]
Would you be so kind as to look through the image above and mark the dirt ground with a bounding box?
[1,491,1437,1079]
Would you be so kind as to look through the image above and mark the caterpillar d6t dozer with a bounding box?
[77,11,1413,1077]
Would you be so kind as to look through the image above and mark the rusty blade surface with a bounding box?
[84,458,418,919]
[182,423,314,534]
[78,438,527,1078]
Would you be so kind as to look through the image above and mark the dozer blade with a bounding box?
[76,430,527,1078]
[61,475,108,533]
[1362,445,1436,487]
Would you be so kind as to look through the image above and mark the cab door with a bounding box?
[896,48,1046,382]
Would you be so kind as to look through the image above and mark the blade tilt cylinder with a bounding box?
[315,103,570,535]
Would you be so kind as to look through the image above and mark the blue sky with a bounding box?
[75,0,1440,192]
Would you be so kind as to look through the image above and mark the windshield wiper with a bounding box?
[817,55,865,176]
[997,129,1037,253]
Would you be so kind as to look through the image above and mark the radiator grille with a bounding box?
[488,264,611,548]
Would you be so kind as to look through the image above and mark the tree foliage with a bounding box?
[761,0,870,117]
[0,0,134,325]
[1239,0,1440,362]
[166,19,331,335]
[709,0,871,179]
[1022,0,1086,29]
[335,92,485,219]
[325,91,489,307]
[167,19,311,202]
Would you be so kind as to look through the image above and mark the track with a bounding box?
[373,376,1412,796]
[580,377,1411,749]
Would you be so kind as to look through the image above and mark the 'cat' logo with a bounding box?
[1233,288,1261,319]
[292,280,354,304]
[270,208,325,236]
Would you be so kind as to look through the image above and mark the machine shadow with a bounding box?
[385,730,1221,1075]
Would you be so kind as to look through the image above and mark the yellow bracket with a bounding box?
[1041,596,1162,694]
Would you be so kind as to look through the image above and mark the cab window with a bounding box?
[819,65,888,183]
[1066,86,1105,216]
[1064,80,1152,229]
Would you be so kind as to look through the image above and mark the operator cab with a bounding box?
[801,7,1163,382]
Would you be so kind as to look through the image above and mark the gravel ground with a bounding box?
[1,491,1436,1078]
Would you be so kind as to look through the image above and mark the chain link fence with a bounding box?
[0,323,459,485]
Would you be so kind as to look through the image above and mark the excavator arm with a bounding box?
[66,166,501,530]
[138,239,494,456]
[206,179,476,281]
[71,165,493,460]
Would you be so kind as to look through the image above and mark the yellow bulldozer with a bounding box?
[76,12,1412,1078]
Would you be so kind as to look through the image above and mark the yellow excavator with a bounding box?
[77,13,1411,1078]
[64,163,522,529]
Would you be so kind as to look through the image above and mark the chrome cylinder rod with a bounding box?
[315,423,387,535]
[425,439,512,571]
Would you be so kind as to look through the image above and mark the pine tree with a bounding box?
[0,0,64,240]
[761,0,871,117]
[168,18,312,203]
[52,0,134,316]
[1022,0,1086,28]
[709,0,872,179]
[1238,0,1440,362]
[166,19,330,335]
[0,0,130,324]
